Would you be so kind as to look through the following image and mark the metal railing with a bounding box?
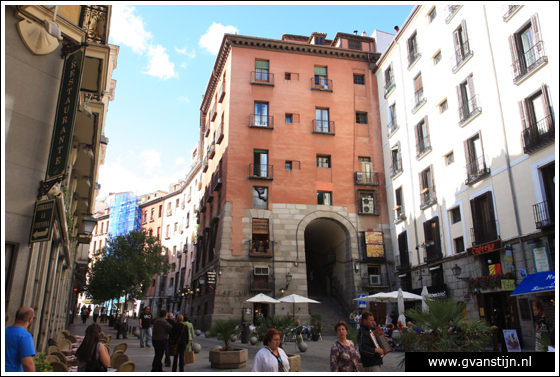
[458,94,481,125]
[251,71,274,85]
[250,240,272,256]
[250,274,273,291]
[512,41,547,83]
[212,169,222,191]
[407,43,421,67]
[312,119,335,134]
[207,142,215,159]
[394,205,406,223]
[249,163,273,179]
[355,171,379,185]
[533,200,554,229]
[218,81,225,102]
[444,5,461,23]
[384,77,395,98]
[465,155,490,185]
[250,114,274,128]
[216,121,224,144]
[412,88,426,112]
[451,39,472,72]
[387,116,399,137]
[501,5,520,20]
[416,136,432,159]
[471,219,499,245]
[390,158,403,179]
[419,184,437,209]
[311,78,333,91]
[211,103,217,121]
[396,254,410,271]
[521,114,555,153]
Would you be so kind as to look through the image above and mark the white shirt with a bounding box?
[355,315,362,329]
[252,346,290,372]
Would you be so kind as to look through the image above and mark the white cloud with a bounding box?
[175,157,185,166]
[140,149,162,174]
[178,96,190,103]
[144,45,178,80]
[109,5,152,55]
[199,22,238,55]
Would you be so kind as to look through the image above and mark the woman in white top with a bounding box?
[252,328,290,372]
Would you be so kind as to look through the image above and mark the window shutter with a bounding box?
[456,84,464,113]
[415,74,423,91]
[485,191,496,224]
[467,75,476,100]
[464,139,473,164]
[314,67,327,76]
[508,35,519,65]
[531,14,542,45]
[524,98,535,127]
[453,30,462,55]
[461,19,469,53]
[397,142,402,169]
[414,121,420,149]
[541,83,552,123]
[429,165,435,196]
[418,171,424,192]
[424,116,430,138]
[255,60,269,69]
[518,101,527,129]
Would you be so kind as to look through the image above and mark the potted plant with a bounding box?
[206,320,247,369]
[34,353,53,372]
[310,313,322,341]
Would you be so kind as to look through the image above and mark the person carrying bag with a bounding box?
[171,315,189,372]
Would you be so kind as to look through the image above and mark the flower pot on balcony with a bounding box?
[209,348,248,369]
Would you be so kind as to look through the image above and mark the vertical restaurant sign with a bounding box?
[366,231,384,258]
[45,47,86,181]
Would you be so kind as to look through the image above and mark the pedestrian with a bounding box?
[92,305,100,323]
[390,311,397,327]
[75,323,110,372]
[355,311,362,330]
[252,328,290,372]
[100,307,106,323]
[330,321,359,372]
[170,315,189,372]
[164,312,175,367]
[357,311,385,372]
[385,312,393,326]
[182,315,195,352]
[139,306,153,348]
[151,309,173,372]
[116,311,127,339]
[5,306,36,372]
[174,309,180,320]
[349,309,357,328]
[80,305,89,324]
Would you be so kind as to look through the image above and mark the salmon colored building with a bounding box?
[192,31,395,329]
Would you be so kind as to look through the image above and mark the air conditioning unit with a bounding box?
[369,274,381,286]
[361,195,374,214]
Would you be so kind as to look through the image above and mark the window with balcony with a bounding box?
[387,103,398,137]
[251,219,271,258]
[502,5,521,21]
[444,5,461,23]
[451,20,472,73]
[470,191,498,245]
[384,64,395,98]
[533,162,555,229]
[254,60,271,83]
[412,73,426,112]
[519,84,554,153]
[464,132,490,185]
[423,216,442,262]
[253,187,268,209]
[419,165,437,209]
[251,150,271,179]
[509,14,547,83]
[312,66,332,91]
[394,187,405,223]
[317,155,331,169]
[252,102,271,128]
[428,7,437,23]
[415,117,431,159]
[356,157,376,185]
[317,191,332,205]
[457,74,481,125]
[314,108,333,133]
[390,143,403,179]
[407,32,421,68]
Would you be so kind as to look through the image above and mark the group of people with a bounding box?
[78,304,107,324]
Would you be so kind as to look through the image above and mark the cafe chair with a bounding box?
[65,334,78,343]
[48,338,58,347]
[57,338,72,351]
[113,342,128,355]
[104,343,111,355]
[109,350,124,367]
[60,330,71,336]
[105,335,112,343]
[50,351,68,365]
[45,355,60,364]
[56,333,66,344]
[112,354,130,370]
[117,361,136,372]
[49,361,69,372]
[47,345,61,355]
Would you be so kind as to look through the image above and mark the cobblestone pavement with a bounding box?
[68,315,404,372]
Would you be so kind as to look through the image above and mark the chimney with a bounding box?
[394,26,400,33]
[354,30,358,35]
[362,31,368,36]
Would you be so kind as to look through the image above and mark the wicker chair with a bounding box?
[105,335,112,343]
[45,355,60,364]
[56,333,66,344]
[50,351,68,365]
[48,338,58,346]
[109,350,124,367]
[60,330,71,336]
[112,353,130,369]
[57,338,72,351]
[65,334,78,343]
[112,342,128,355]
[49,361,69,372]
[47,345,61,355]
[117,361,136,372]
[104,343,111,355]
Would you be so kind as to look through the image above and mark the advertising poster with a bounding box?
[503,329,521,352]
[366,231,384,258]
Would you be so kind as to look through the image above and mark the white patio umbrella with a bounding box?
[245,293,281,304]
[278,294,320,316]
[421,286,430,313]
[354,290,423,303]
[397,288,407,325]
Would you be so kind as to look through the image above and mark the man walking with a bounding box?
[357,311,385,372]
[139,306,153,348]
[116,311,128,339]
[92,305,100,323]
[5,307,36,372]
[164,312,175,367]
[151,309,173,372]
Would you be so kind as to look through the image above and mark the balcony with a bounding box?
[451,40,473,73]
[249,240,273,257]
[419,184,437,210]
[458,94,481,126]
[205,186,213,203]
[501,5,521,21]
[210,103,217,121]
[471,219,499,246]
[521,114,555,153]
[407,45,421,69]
[250,114,274,129]
[387,116,399,138]
[249,163,273,180]
[199,198,206,213]
[311,78,333,92]
[384,77,396,98]
[355,171,379,186]
[423,244,443,263]
[533,200,554,229]
[216,120,224,144]
[204,120,210,138]
[394,205,406,224]
[395,254,410,271]
[444,5,461,24]
[212,169,222,191]
[512,41,547,84]
[250,273,273,292]
[207,142,216,160]
[416,136,432,160]
[251,71,274,86]
[465,155,490,185]
[312,119,335,135]
[390,158,403,180]
[79,6,110,44]
[202,157,208,172]
[411,88,426,113]
[218,81,226,102]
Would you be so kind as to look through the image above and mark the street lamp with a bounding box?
[452,264,470,282]
[279,272,292,295]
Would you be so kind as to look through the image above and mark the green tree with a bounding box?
[86,230,174,302]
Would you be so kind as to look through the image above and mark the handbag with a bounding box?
[184,350,195,365]
[85,343,108,372]
[170,324,185,356]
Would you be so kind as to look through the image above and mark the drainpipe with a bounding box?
[482,6,527,273]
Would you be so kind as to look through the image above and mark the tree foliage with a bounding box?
[86,230,175,301]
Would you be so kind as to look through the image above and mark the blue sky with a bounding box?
[100,3,415,198]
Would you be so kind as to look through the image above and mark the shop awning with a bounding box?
[510,271,555,296]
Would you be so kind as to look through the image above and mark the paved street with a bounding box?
[68,315,404,372]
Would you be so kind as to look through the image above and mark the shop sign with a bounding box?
[501,279,515,291]
[252,219,269,234]
[532,245,551,273]
[365,231,384,258]
[207,271,217,284]
[45,47,86,181]
[467,239,503,257]
[29,199,56,243]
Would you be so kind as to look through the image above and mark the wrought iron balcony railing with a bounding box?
[412,88,426,112]
[250,114,274,129]
[394,204,406,224]
[312,119,335,134]
[451,39,473,72]
[416,136,432,159]
[311,78,333,91]
[512,41,547,83]
[250,240,272,257]
[419,184,437,209]
[355,171,379,186]
[387,116,399,137]
[407,44,421,68]
[384,77,396,98]
[216,121,224,144]
[444,5,461,23]
[390,158,403,179]
[521,114,555,153]
[218,81,226,102]
[251,71,274,86]
[458,94,481,125]
[501,5,520,21]
[249,163,273,179]
[533,200,554,229]
[465,155,490,185]
[212,169,222,191]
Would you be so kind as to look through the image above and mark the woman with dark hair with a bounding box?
[252,328,290,372]
[330,321,359,372]
[75,324,110,372]
[170,315,189,372]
